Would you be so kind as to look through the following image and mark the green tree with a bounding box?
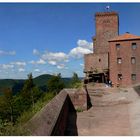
[4,88,14,123]
[0,88,14,124]
[21,73,34,98]
[70,72,81,88]
[47,73,65,94]
[20,73,43,111]
[20,73,35,110]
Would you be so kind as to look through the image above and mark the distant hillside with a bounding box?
[0,74,72,95]
[0,79,24,89]
[33,74,53,87]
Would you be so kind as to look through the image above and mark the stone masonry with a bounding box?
[84,10,140,87]
[84,12,119,83]
[109,33,140,87]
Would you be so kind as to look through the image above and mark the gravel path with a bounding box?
[76,86,140,136]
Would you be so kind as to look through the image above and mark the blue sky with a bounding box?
[0,3,140,79]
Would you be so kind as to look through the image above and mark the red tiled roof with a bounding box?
[109,33,140,42]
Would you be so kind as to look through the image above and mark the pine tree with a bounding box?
[1,88,14,123]
[20,73,35,109]
[47,73,65,94]
[70,72,81,88]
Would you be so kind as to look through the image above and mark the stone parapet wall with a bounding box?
[25,88,88,136]
[66,88,88,111]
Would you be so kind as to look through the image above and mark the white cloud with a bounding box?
[0,50,16,56]
[41,52,68,63]
[29,60,36,64]
[31,39,92,69]
[57,64,65,69]
[37,59,46,64]
[33,49,40,55]
[48,60,57,65]
[77,40,93,50]
[18,68,25,72]
[33,49,69,66]
[80,63,84,67]
[29,59,46,65]
[69,47,92,58]
[11,61,26,66]
[34,69,40,72]
[69,40,93,59]
[2,64,14,69]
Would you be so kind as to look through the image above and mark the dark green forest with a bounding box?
[0,73,82,135]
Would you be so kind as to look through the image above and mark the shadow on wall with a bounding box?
[133,85,140,96]
[51,95,78,136]
[64,96,78,136]
[84,85,92,109]
[25,87,91,136]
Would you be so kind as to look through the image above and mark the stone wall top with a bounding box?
[95,12,118,17]
[25,89,68,136]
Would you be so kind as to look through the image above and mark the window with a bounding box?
[118,74,122,80]
[116,44,121,50]
[132,43,137,49]
[131,57,136,64]
[131,74,136,81]
[117,58,122,64]
[99,59,101,62]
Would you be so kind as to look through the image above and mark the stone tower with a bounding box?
[84,11,119,83]
[94,12,119,54]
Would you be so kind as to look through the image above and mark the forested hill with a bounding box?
[0,74,71,95]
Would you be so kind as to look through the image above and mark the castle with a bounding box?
[84,11,140,87]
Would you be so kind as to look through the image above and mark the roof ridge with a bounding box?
[109,33,140,42]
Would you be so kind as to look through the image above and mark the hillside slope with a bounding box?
[0,74,71,94]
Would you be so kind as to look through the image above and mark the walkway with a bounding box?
[76,84,140,136]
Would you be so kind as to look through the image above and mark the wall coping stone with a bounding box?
[25,89,68,136]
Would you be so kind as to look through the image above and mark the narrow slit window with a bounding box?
[118,74,122,80]
[117,58,122,64]
[132,43,137,49]
[116,44,121,50]
[131,57,136,64]
[131,74,136,81]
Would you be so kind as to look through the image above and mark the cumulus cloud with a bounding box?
[0,50,16,56]
[33,49,40,55]
[0,60,27,73]
[77,40,93,50]
[57,64,65,69]
[31,39,92,69]
[29,60,35,64]
[11,61,26,66]
[48,60,57,65]
[34,69,40,72]
[1,64,14,69]
[33,49,68,66]
[18,68,25,72]
[41,51,68,63]
[36,59,46,64]
[69,40,93,59]
[29,59,46,65]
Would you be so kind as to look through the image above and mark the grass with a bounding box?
[76,108,83,112]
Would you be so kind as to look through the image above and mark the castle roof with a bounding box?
[109,33,140,42]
